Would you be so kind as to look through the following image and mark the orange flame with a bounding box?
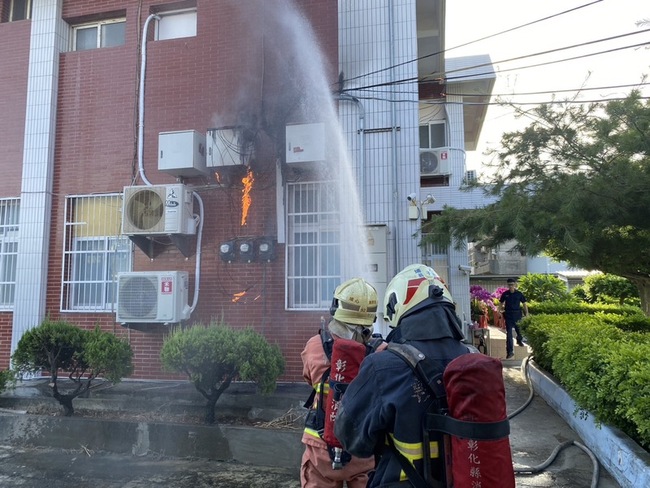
[232,291,246,303]
[241,168,254,226]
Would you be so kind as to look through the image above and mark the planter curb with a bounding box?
[527,361,650,488]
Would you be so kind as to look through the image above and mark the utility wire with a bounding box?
[348,82,650,99]
[430,27,650,82]
[340,0,605,85]
[351,95,650,107]
[344,37,650,93]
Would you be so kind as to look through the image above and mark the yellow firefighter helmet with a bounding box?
[330,278,378,327]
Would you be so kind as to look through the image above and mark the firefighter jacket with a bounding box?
[334,336,470,487]
[301,333,378,483]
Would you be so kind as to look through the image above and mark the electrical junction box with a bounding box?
[158,130,207,177]
[206,127,246,167]
[286,123,326,163]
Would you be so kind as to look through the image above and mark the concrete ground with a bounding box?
[0,361,624,488]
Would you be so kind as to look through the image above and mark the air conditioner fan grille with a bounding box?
[126,189,164,231]
[118,276,158,319]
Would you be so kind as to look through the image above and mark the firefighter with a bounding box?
[300,277,381,488]
[334,264,471,487]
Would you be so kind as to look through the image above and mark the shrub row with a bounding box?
[522,314,650,449]
[527,300,643,318]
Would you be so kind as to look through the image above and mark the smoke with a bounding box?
[218,0,371,281]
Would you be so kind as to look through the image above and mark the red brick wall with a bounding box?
[37,0,339,381]
[0,19,30,195]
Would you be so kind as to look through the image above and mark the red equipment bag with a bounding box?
[443,354,515,488]
[323,337,367,448]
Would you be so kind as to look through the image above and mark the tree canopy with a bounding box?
[423,91,650,314]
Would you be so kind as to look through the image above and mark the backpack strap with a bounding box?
[424,413,510,440]
[387,343,447,401]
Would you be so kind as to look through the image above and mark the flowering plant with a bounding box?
[470,285,498,316]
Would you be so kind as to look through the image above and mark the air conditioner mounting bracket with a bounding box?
[128,234,195,259]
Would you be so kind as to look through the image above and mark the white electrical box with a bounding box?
[158,130,207,177]
[286,123,326,163]
[206,128,246,167]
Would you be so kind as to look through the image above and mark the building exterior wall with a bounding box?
[1,0,491,381]
[1,0,338,381]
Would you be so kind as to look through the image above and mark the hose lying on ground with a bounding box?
[508,355,600,488]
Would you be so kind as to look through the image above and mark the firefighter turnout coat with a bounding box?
[334,337,470,487]
[300,333,376,488]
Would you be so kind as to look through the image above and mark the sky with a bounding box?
[445,0,650,172]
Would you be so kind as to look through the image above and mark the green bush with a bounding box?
[527,300,641,316]
[11,319,133,416]
[0,369,15,394]
[582,273,639,306]
[518,273,570,302]
[160,320,285,424]
[595,312,650,333]
[523,315,650,449]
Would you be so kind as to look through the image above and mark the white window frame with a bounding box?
[286,181,341,310]
[61,194,132,312]
[0,198,19,310]
[419,121,447,149]
[155,8,197,41]
[9,0,31,21]
[72,18,126,51]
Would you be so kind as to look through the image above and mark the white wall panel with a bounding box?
[11,0,67,354]
[339,0,421,280]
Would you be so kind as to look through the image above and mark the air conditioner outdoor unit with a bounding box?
[122,184,195,236]
[420,148,450,176]
[116,271,190,324]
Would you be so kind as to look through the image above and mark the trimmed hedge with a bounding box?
[527,300,643,317]
[522,314,650,449]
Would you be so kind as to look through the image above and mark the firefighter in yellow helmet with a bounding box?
[334,265,472,487]
[300,277,384,488]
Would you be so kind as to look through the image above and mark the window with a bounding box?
[155,9,197,40]
[61,194,132,312]
[286,181,340,309]
[72,18,125,51]
[422,232,449,286]
[0,199,19,309]
[8,0,31,21]
[419,122,446,149]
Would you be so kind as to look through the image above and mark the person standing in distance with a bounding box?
[499,278,529,359]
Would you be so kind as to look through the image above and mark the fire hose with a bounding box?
[509,355,600,488]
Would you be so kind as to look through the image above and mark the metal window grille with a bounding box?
[61,194,132,312]
[286,181,341,310]
[0,198,19,309]
[422,233,450,285]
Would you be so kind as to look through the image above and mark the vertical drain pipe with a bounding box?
[137,14,160,187]
[388,0,401,271]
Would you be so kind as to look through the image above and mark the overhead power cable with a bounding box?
[343,36,650,93]
[351,94,650,107]
[349,82,650,100]
[339,0,605,86]
[430,27,650,82]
